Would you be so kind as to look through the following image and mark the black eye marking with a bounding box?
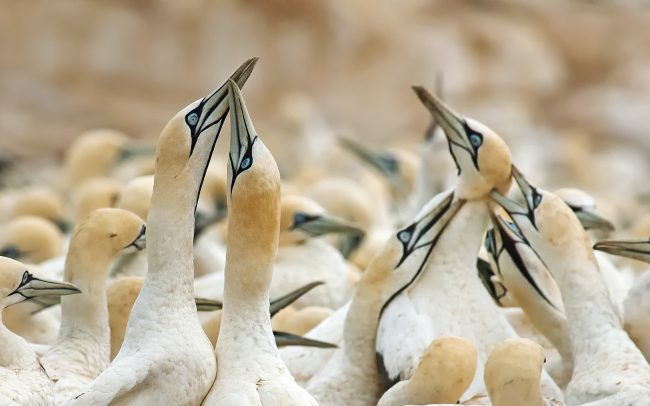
[229,136,258,191]
[185,107,204,156]
[532,192,543,209]
[380,154,399,174]
[0,245,22,260]
[398,229,412,243]
[461,122,483,170]
[21,271,30,285]
[291,212,319,230]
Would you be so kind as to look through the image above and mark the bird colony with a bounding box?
[1,58,649,406]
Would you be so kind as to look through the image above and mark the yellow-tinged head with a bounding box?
[484,338,546,406]
[67,208,146,272]
[409,336,478,404]
[413,87,512,200]
[0,216,64,264]
[279,195,364,245]
[10,188,68,232]
[0,256,80,309]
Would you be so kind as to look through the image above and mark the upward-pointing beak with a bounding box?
[186,58,258,156]
[593,238,650,264]
[412,86,473,152]
[226,79,257,190]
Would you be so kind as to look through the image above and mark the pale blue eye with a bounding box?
[293,213,307,225]
[469,133,482,147]
[187,113,199,126]
[398,230,411,243]
[533,194,542,208]
[240,157,251,170]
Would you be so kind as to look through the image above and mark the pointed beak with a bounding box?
[489,189,526,217]
[294,215,365,239]
[273,331,338,349]
[226,79,257,189]
[488,209,526,244]
[573,209,615,232]
[122,224,147,254]
[194,297,223,312]
[8,273,81,307]
[269,281,324,317]
[339,136,399,177]
[337,231,365,259]
[412,86,472,151]
[593,238,650,264]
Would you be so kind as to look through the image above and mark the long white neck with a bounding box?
[57,250,110,340]
[555,251,640,371]
[142,177,197,309]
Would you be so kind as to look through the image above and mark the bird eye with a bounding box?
[21,271,29,284]
[187,112,199,126]
[469,133,483,148]
[240,157,251,170]
[533,193,542,208]
[398,230,411,243]
[293,213,307,226]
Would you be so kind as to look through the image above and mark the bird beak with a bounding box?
[339,136,399,177]
[489,167,536,223]
[476,256,508,307]
[294,215,365,239]
[194,297,223,312]
[7,272,81,307]
[122,224,147,254]
[226,79,257,190]
[188,58,258,149]
[574,209,615,232]
[273,331,338,349]
[488,209,526,245]
[593,238,650,264]
[337,231,365,259]
[118,142,156,162]
[269,281,324,317]
[412,86,473,154]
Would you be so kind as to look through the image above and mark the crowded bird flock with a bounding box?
[0,58,649,406]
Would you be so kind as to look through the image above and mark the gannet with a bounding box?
[593,236,650,361]
[305,191,464,405]
[484,215,572,387]
[40,208,146,403]
[272,194,363,309]
[484,338,563,406]
[9,188,69,233]
[71,177,122,224]
[64,58,258,406]
[203,79,317,405]
[375,88,561,401]
[0,216,65,264]
[0,256,80,405]
[377,336,478,406]
[490,169,650,405]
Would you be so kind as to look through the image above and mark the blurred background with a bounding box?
[1,0,649,218]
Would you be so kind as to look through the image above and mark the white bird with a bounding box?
[0,256,80,406]
[375,88,561,402]
[63,58,258,406]
[39,208,145,403]
[203,79,316,405]
[491,168,650,405]
[305,191,464,405]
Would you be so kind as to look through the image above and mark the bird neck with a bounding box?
[342,280,387,366]
[0,319,34,368]
[553,250,637,370]
[59,248,110,336]
[143,178,197,305]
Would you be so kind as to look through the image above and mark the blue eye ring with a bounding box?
[293,213,307,225]
[469,133,483,148]
[533,193,542,208]
[398,230,411,243]
[187,112,199,126]
[240,157,251,170]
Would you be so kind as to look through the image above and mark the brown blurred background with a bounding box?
[1,0,649,191]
